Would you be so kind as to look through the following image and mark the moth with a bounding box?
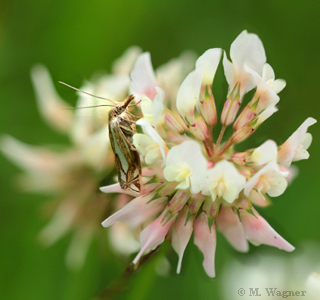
[60,82,141,193]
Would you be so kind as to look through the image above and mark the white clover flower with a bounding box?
[100,31,316,278]
[163,140,207,193]
[202,160,246,203]
[278,117,317,168]
[244,162,289,198]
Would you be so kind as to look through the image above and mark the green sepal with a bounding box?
[145,177,158,185]
[185,208,193,226]
[207,216,214,233]
[246,207,258,219]
[148,192,162,203]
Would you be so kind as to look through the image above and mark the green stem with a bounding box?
[92,245,162,300]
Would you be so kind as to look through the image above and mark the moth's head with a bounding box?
[115,105,126,114]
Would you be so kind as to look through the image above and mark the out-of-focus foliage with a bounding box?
[0,1,319,299]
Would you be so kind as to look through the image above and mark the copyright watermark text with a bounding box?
[237,288,307,298]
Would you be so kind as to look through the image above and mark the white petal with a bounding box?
[262,63,275,82]
[136,119,169,161]
[230,30,266,75]
[31,65,73,133]
[267,176,287,197]
[165,140,207,194]
[278,117,317,167]
[130,52,158,100]
[222,51,236,88]
[251,140,278,165]
[269,79,286,94]
[141,97,154,119]
[196,48,222,85]
[305,272,320,299]
[301,132,313,150]
[176,67,205,123]
[99,183,140,197]
[203,160,246,203]
[65,227,93,270]
[145,147,162,164]
[80,125,110,171]
[133,133,154,156]
[112,46,142,75]
[153,87,165,127]
[0,135,61,173]
[244,161,288,197]
[256,105,278,126]
[244,64,280,110]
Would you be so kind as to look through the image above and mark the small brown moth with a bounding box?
[60,82,141,193]
[108,94,141,193]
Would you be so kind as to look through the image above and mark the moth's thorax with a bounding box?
[109,109,132,125]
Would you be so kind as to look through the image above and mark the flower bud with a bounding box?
[231,124,255,144]
[167,190,190,216]
[199,90,217,126]
[231,151,249,165]
[233,105,257,131]
[188,111,210,141]
[187,196,205,216]
[164,109,185,134]
[221,84,240,126]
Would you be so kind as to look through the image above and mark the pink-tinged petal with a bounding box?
[133,211,176,264]
[99,183,139,197]
[278,117,317,168]
[171,206,194,273]
[31,65,73,133]
[101,194,167,228]
[216,206,249,252]
[196,48,222,85]
[130,52,158,100]
[194,213,217,278]
[240,209,295,252]
[176,66,205,124]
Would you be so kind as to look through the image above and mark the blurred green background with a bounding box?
[1,1,319,299]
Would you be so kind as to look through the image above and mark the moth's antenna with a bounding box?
[64,104,115,110]
[59,81,116,104]
[129,99,141,107]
